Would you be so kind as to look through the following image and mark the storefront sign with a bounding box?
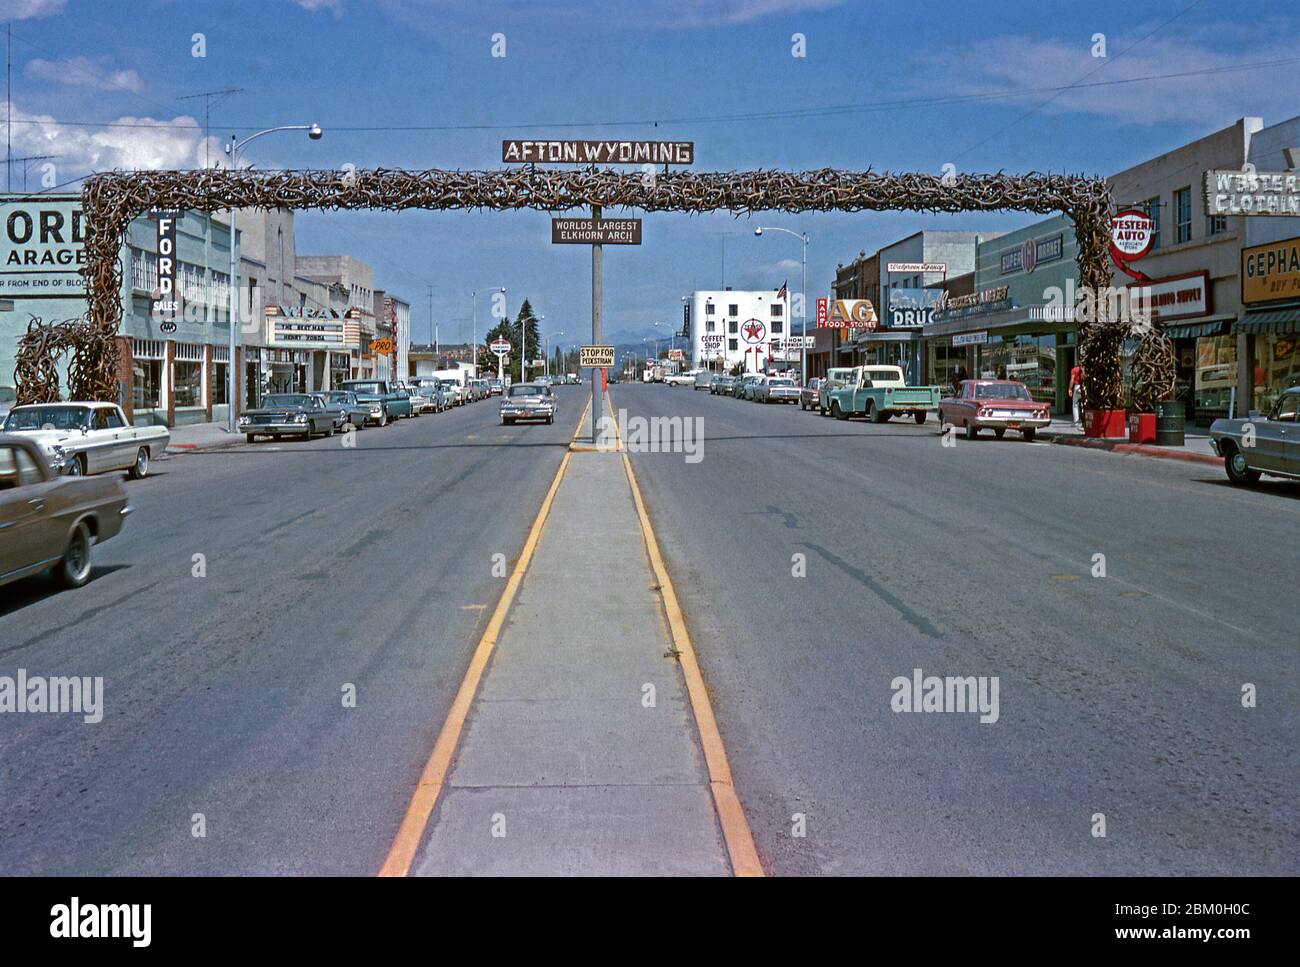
[504,140,694,165]
[152,213,178,323]
[490,338,512,356]
[815,297,878,329]
[1109,209,1154,260]
[580,345,615,367]
[701,333,724,352]
[1001,234,1064,274]
[1241,235,1300,305]
[952,331,988,347]
[887,287,941,328]
[740,318,768,344]
[668,348,684,361]
[551,217,642,244]
[886,261,946,274]
[266,304,340,319]
[369,337,394,355]
[1127,271,1211,322]
[0,195,88,300]
[1204,169,1300,216]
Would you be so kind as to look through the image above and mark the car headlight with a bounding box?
[51,444,66,463]
[294,413,308,423]
[237,415,250,425]
[370,405,382,415]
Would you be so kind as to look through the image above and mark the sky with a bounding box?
[3,0,1298,348]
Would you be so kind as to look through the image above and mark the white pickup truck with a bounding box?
[2,401,170,478]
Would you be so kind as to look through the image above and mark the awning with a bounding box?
[1234,305,1300,335]
[1160,314,1236,340]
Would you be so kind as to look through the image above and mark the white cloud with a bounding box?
[919,30,1300,126]
[11,105,219,179]
[293,0,345,17]
[25,56,144,94]
[647,0,843,26]
[0,0,66,19]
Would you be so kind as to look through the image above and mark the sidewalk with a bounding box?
[163,420,246,455]
[1039,417,1220,467]
[409,439,734,875]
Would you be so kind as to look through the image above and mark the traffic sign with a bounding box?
[580,345,615,368]
[490,337,511,356]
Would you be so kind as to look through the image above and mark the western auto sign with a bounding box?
[490,337,512,356]
[815,298,878,329]
[551,217,642,245]
[1241,235,1300,305]
[1127,272,1211,322]
[503,140,694,165]
[1205,169,1300,216]
[1110,209,1154,261]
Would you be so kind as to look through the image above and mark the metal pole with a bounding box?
[472,294,477,381]
[227,206,238,432]
[801,234,808,386]
[591,203,602,442]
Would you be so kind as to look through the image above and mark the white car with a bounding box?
[664,371,696,387]
[3,401,170,479]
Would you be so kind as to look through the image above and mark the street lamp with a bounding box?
[223,123,323,432]
[544,329,565,377]
[754,225,809,386]
[471,286,506,379]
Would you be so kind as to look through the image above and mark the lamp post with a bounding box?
[754,226,808,386]
[544,329,565,378]
[223,123,323,433]
[471,286,506,380]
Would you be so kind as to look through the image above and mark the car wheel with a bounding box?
[1022,428,1036,442]
[994,428,1006,439]
[913,411,926,425]
[872,406,888,424]
[246,434,257,444]
[69,454,86,476]
[326,422,335,437]
[54,521,93,589]
[378,410,388,427]
[965,423,978,441]
[128,447,149,479]
[1224,448,1260,485]
[547,415,554,424]
[832,401,846,421]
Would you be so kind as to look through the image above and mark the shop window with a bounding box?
[1253,333,1299,414]
[132,359,162,414]
[1206,214,1227,236]
[1194,335,1236,418]
[174,361,203,408]
[1175,187,1192,243]
[213,363,228,405]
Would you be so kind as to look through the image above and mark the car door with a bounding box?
[0,444,62,579]
[101,405,135,470]
[1267,392,1300,472]
[83,408,117,473]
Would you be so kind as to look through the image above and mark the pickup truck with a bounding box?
[2,401,170,478]
[827,365,941,424]
[338,379,412,425]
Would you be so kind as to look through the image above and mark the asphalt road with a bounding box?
[609,381,1299,876]
[0,390,581,874]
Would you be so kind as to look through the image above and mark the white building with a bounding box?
[685,288,791,373]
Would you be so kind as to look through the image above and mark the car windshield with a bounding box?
[264,395,314,407]
[4,405,89,431]
[974,383,1031,400]
[346,382,383,393]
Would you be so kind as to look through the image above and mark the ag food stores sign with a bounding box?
[1,195,86,299]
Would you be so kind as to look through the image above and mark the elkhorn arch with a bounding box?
[22,167,1171,410]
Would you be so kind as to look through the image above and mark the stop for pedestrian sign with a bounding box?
[490,338,511,356]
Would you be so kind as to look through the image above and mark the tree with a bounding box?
[512,299,541,382]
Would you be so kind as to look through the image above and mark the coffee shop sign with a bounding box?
[1204,168,1300,216]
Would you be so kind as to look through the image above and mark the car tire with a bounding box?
[1022,428,1036,442]
[872,406,888,424]
[913,411,926,425]
[69,454,87,476]
[246,434,257,444]
[994,428,1006,439]
[54,521,93,589]
[832,401,846,421]
[326,423,335,437]
[965,423,978,441]
[378,410,388,427]
[547,415,554,424]
[1224,447,1260,485]
[128,447,149,479]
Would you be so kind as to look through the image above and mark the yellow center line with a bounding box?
[376,404,588,877]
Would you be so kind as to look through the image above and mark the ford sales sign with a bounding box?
[1,195,87,299]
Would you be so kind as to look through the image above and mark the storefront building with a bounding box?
[685,289,789,372]
[919,217,1078,412]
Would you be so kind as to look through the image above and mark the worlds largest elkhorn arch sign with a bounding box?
[14,167,1174,411]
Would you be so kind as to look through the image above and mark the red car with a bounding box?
[939,379,1051,441]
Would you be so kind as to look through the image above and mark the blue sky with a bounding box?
[4,0,1298,346]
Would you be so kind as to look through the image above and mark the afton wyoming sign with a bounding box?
[503,141,694,165]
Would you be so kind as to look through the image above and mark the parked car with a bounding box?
[694,370,714,391]
[818,367,859,416]
[486,379,504,396]
[339,379,412,424]
[500,382,556,425]
[743,375,768,401]
[0,385,15,423]
[390,381,418,417]
[709,373,734,395]
[239,393,336,442]
[1211,385,1300,485]
[828,365,942,424]
[416,384,447,412]
[938,379,1051,440]
[664,370,695,387]
[313,391,370,432]
[800,378,824,411]
[3,401,170,479]
[0,433,133,589]
[754,376,801,404]
[438,379,466,407]
[731,373,759,398]
[409,377,450,411]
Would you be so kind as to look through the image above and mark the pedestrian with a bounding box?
[996,366,1008,380]
[1069,361,1084,426]
[951,366,967,397]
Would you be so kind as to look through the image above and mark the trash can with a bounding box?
[1155,399,1185,447]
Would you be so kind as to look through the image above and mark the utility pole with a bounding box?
[179,87,243,169]
[591,203,603,443]
[7,23,12,194]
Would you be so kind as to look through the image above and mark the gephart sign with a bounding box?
[1204,168,1300,216]
[1241,235,1300,305]
[1,195,86,299]
[504,140,694,165]
[1127,272,1211,322]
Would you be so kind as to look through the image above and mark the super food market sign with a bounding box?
[0,195,87,298]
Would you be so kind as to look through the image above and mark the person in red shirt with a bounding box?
[1068,363,1084,426]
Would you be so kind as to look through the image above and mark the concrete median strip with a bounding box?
[380,392,758,876]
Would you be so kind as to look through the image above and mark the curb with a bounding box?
[1041,432,1220,467]
[164,435,245,456]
